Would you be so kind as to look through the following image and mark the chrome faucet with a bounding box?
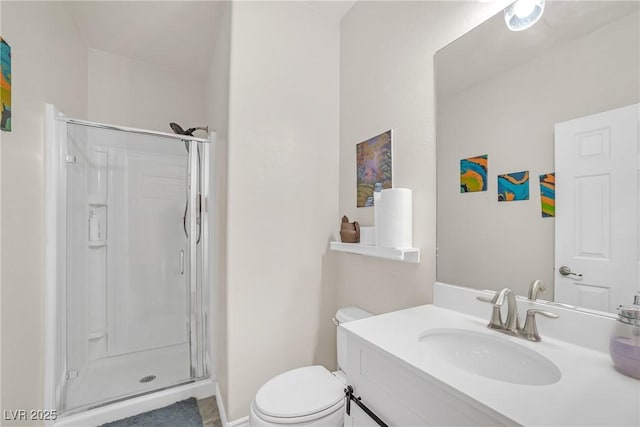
[477,287,558,341]
[478,288,520,334]
[527,279,545,301]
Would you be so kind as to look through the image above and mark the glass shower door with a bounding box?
[60,123,207,413]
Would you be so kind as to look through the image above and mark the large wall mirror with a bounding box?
[436,1,639,315]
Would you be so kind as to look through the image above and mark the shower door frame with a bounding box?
[44,104,214,418]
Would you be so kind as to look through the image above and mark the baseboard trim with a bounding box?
[228,416,249,427]
[214,382,229,426]
[215,382,249,427]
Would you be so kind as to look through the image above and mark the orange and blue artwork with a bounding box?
[539,173,555,217]
[460,154,488,193]
[356,130,392,207]
[1,37,11,132]
[498,170,529,202]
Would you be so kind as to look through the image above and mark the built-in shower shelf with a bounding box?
[88,241,106,248]
[88,330,106,340]
[329,242,420,263]
[88,199,107,206]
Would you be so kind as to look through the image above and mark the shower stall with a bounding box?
[44,105,214,422]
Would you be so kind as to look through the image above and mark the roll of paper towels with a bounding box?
[378,188,412,248]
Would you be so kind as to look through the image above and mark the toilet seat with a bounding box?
[251,398,344,425]
[252,365,345,424]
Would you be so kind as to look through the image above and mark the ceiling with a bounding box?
[69,1,357,81]
[69,1,224,80]
[303,1,358,22]
[436,1,640,101]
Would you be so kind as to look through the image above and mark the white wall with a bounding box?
[0,1,88,423]
[437,12,640,297]
[88,48,206,133]
[0,5,209,421]
[204,0,231,414]
[337,1,510,314]
[225,1,340,420]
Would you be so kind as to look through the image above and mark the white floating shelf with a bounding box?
[88,330,107,341]
[88,241,106,248]
[329,242,420,263]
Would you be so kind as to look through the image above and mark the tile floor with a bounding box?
[197,396,222,427]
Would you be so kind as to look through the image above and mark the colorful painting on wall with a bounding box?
[497,170,529,202]
[356,130,392,207]
[1,37,11,132]
[539,173,555,217]
[460,154,488,193]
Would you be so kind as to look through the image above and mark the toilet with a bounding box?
[249,306,374,427]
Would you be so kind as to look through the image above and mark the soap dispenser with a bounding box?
[609,294,640,380]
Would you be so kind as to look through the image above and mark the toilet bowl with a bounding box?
[249,306,373,427]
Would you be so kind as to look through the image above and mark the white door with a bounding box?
[555,103,639,312]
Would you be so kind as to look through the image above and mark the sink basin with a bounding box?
[418,328,561,385]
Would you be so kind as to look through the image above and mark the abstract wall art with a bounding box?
[356,130,392,207]
[0,37,10,132]
[460,154,488,193]
[497,170,529,202]
[539,173,555,217]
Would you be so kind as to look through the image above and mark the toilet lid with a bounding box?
[254,365,345,419]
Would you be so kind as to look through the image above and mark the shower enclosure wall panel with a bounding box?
[107,147,189,355]
[64,126,111,372]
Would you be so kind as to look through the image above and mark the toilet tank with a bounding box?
[335,306,373,373]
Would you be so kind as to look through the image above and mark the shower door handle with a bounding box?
[180,250,185,275]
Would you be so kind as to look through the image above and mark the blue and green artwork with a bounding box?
[1,37,10,132]
[539,173,555,217]
[460,154,488,193]
[497,171,529,202]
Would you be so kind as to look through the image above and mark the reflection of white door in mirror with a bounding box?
[555,103,639,312]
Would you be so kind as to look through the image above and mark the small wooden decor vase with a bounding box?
[340,215,360,243]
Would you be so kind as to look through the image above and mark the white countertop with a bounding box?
[342,304,640,426]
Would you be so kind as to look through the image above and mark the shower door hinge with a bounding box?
[66,370,78,380]
[65,155,77,164]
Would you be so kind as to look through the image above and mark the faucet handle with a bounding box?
[477,288,510,305]
[477,294,504,329]
[521,309,559,342]
[527,309,559,319]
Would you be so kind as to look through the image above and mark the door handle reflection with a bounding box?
[559,265,582,278]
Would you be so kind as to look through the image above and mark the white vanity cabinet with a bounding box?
[344,331,516,427]
[341,302,640,427]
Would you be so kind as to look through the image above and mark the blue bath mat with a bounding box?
[101,398,203,427]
